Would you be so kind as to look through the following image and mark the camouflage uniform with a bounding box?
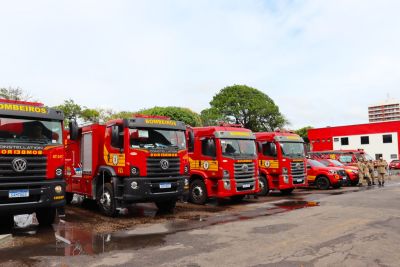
[367,161,375,185]
[362,161,372,186]
[357,160,365,186]
[376,159,388,186]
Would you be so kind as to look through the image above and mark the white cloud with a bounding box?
[0,0,399,128]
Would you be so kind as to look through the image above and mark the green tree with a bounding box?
[208,85,288,131]
[200,107,223,126]
[0,87,32,100]
[81,108,100,123]
[295,126,313,143]
[137,106,202,126]
[53,99,82,124]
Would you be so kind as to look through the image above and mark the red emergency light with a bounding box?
[0,98,44,107]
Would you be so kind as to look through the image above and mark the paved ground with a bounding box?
[0,176,399,267]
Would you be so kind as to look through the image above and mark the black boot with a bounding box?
[378,181,382,186]
[368,182,372,186]
[382,181,385,187]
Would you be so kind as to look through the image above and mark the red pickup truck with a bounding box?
[306,159,345,190]
[317,159,359,186]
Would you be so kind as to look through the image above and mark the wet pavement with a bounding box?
[0,177,399,266]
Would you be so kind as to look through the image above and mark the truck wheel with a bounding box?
[97,183,118,217]
[258,176,270,196]
[280,188,294,195]
[66,192,74,204]
[0,215,14,234]
[189,179,207,205]
[230,195,245,203]
[155,199,177,213]
[316,176,330,190]
[36,208,56,227]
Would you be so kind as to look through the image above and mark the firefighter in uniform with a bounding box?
[367,160,375,185]
[362,160,372,186]
[376,157,388,186]
[357,159,365,186]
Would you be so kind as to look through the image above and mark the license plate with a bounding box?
[242,184,251,189]
[9,189,29,198]
[342,176,347,180]
[159,183,171,189]
[296,179,303,183]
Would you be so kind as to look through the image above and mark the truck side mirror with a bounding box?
[111,125,120,148]
[270,143,277,157]
[188,130,194,151]
[257,142,262,153]
[69,120,79,141]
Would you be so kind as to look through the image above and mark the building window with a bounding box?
[341,137,349,146]
[360,136,369,145]
[391,154,398,159]
[333,138,339,142]
[383,134,392,144]
[375,154,383,160]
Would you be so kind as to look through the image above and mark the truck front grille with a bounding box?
[0,156,47,182]
[291,161,306,184]
[146,157,181,178]
[234,162,255,181]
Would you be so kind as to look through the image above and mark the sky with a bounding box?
[0,0,400,129]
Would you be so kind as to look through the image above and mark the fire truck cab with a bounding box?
[255,131,307,195]
[0,99,66,229]
[65,116,189,217]
[187,125,259,204]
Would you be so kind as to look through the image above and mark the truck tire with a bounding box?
[155,199,177,213]
[36,208,56,227]
[258,176,270,196]
[97,183,118,217]
[66,192,74,204]
[0,215,14,234]
[280,188,294,195]
[230,195,245,203]
[189,179,207,205]
[316,176,330,190]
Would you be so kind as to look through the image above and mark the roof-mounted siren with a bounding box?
[274,128,295,133]
[0,98,44,107]
[133,114,171,120]
[218,122,243,128]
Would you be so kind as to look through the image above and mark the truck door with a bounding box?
[81,132,93,195]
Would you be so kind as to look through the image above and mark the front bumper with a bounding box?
[122,176,188,203]
[209,177,258,198]
[0,178,66,215]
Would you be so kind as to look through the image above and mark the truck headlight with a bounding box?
[184,165,189,174]
[131,167,139,176]
[131,181,138,190]
[55,167,63,178]
[223,170,230,179]
[184,178,189,187]
[282,167,288,174]
[283,175,289,184]
[223,180,231,190]
[55,185,63,194]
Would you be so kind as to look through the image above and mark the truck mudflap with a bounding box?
[120,176,189,203]
[0,179,66,215]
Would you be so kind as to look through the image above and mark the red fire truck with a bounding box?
[0,99,65,229]
[255,131,307,195]
[187,125,259,204]
[65,115,189,217]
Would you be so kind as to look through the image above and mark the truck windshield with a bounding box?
[308,159,326,167]
[129,128,186,149]
[330,159,344,166]
[280,142,305,158]
[220,139,256,158]
[0,117,62,144]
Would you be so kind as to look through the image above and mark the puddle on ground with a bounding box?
[0,199,320,261]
